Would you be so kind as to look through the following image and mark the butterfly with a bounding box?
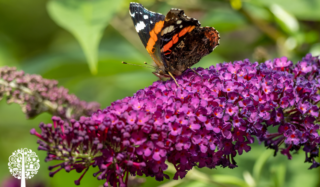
[129,2,219,86]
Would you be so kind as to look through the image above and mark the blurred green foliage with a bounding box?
[0,0,319,186]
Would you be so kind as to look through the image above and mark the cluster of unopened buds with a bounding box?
[0,67,100,120]
[31,54,320,186]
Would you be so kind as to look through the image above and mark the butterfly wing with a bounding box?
[160,9,200,58]
[129,3,165,69]
[159,9,220,76]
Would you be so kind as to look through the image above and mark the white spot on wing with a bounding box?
[129,10,135,17]
[180,25,183,28]
[161,27,168,36]
[176,20,182,24]
[135,21,146,32]
[168,25,175,32]
[150,20,153,24]
[140,12,142,14]
[161,25,175,35]
[144,15,148,19]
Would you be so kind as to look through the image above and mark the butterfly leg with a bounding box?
[152,71,180,87]
[168,71,180,87]
[153,72,165,82]
[188,67,200,76]
[189,67,203,82]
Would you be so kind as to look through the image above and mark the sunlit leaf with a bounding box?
[243,171,255,187]
[270,4,299,34]
[47,0,124,74]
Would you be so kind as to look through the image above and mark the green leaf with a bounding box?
[243,171,256,187]
[252,149,273,183]
[47,0,123,74]
[270,4,299,34]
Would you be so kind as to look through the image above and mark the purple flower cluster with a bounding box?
[0,67,100,120]
[262,54,320,167]
[31,54,320,187]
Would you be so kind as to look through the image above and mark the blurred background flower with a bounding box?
[0,0,319,187]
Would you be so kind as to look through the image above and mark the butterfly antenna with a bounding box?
[143,62,155,68]
[122,61,154,69]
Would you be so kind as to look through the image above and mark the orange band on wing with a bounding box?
[146,21,164,54]
[161,25,195,53]
[188,25,195,33]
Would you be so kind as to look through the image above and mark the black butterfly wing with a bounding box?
[129,2,166,70]
[129,3,165,48]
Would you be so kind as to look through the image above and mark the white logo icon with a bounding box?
[8,148,40,187]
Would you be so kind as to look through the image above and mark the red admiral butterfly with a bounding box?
[129,2,220,86]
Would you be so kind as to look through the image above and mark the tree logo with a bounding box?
[8,148,40,187]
